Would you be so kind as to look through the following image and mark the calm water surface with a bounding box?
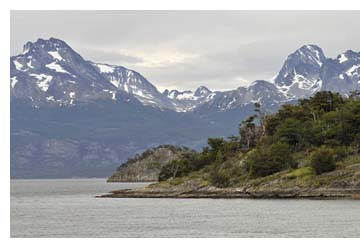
[11,179,360,237]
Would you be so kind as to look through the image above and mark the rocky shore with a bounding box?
[99,164,360,199]
[98,187,360,199]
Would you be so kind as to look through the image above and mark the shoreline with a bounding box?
[100,163,360,200]
[97,188,360,200]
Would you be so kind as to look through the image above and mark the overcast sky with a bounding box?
[11,11,360,91]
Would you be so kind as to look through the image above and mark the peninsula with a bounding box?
[102,92,360,199]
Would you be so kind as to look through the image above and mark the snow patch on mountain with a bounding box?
[11,77,18,88]
[46,96,55,101]
[48,51,63,61]
[166,90,197,100]
[13,60,24,71]
[69,92,75,104]
[206,93,216,101]
[95,63,115,73]
[30,74,53,91]
[346,65,359,77]
[338,53,348,63]
[27,61,34,68]
[45,62,70,74]
[177,92,198,100]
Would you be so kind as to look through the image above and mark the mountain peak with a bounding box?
[273,44,327,98]
[292,44,326,66]
[162,89,170,95]
[344,49,359,56]
[22,37,71,55]
[299,44,322,51]
[194,86,211,97]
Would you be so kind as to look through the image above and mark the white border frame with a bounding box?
[2,0,360,246]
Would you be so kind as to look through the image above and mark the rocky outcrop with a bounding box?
[107,145,189,182]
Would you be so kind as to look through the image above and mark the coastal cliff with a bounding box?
[107,145,190,182]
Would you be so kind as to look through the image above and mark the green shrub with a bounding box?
[332,146,351,161]
[209,166,231,188]
[158,159,189,181]
[245,142,298,178]
[310,147,336,175]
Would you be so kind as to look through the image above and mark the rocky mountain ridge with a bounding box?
[11,38,360,113]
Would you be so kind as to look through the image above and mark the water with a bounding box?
[11,179,360,238]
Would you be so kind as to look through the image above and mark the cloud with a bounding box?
[81,47,144,64]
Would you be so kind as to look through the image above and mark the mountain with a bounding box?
[10,38,360,178]
[162,86,213,111]
[194,80,288,114]
[319,50,360,94]
[274,45,326,99]
[10,38,124,106]
[90,62,178,110]
[274,45,360,99]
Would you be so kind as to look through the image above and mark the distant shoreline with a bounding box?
[98,187,360,200]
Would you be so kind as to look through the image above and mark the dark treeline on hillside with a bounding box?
[158,91,360,187]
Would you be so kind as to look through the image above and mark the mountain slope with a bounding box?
[319,50,360,94]
[11,101,232,178]
[90,62,178,110]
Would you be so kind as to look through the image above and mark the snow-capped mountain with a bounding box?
[274,45,327,99]
[162,86,213,111]
[90,62,176,110]
[10,38,210,112]
[10,38,360,113]
[10,38,127,106]
[193,80,288,113]
[319,50,360,95]
[274,45,360,99]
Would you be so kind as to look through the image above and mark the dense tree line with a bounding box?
[158,91,360,186]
